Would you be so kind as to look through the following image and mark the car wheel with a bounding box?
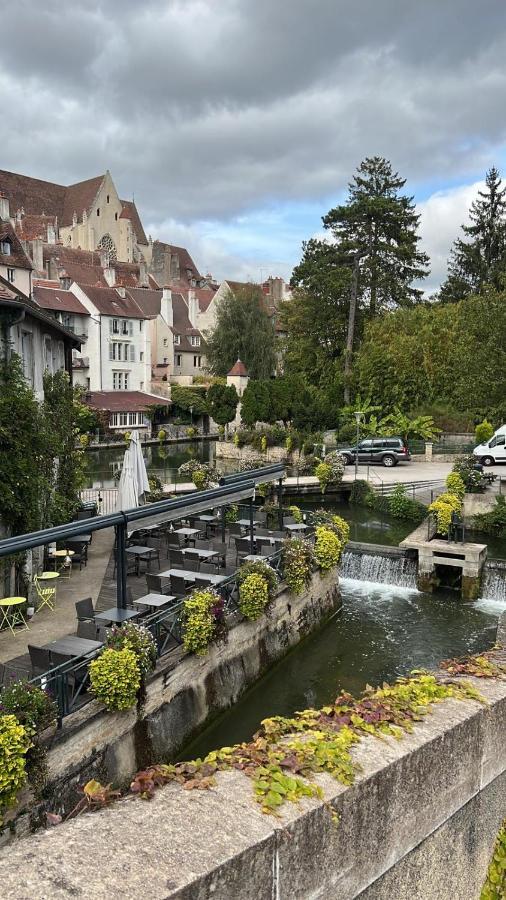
[382,454,396,467]
[481,456,495,467]
[342,454,353,466]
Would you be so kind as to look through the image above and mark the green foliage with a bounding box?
[323,450,346,483]
[445,472,466,499]
[225,504,239,523]
[315,461,332,493]
[73,387,100,435]
[206,383,238,427]
[158,428,166,441]
[481,818,506,900]
[377,409,440,441]
[146,475,165,503]
[42,371,87,525]
[475,420,495,444]
[314,526,343,571]
[204,285,276,379]
[237,560,278,602]
[105,623,157,677]
[90,648,140,711]
[238,573,270,621]
[429,491,462,537]
[288,505,303,524]
[309,509,350,544]
[387,484,420,519]
[182,589,224,656]
[240,380,271,427]
[0,683,56,737]
[171,384,208,415]
[349,479,371,505]
[178,459,216,490]
[350,480,425,523]
[473,495,506,536]
[0,714,30,822]
[282,538,315,594]
[453,455,492,493]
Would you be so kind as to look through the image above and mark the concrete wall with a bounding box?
[2,569,340,841]
[1,664,504,899]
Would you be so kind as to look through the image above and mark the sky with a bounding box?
[2,0,506,291]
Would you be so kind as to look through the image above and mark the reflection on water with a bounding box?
[180,578,499,760]
[285,494,414,546]
[82,440,236,488]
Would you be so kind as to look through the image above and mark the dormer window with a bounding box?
[190,335,201,347]
[0,239,11,255]
[173,334,181,345]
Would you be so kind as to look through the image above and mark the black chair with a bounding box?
[170,575,191,599]
[75,597,95,622]
[112,549,137,577]
[146,573,171,595]
[234,537,250,565]
[194,576,211,590]
[75,509,93,521]
[28,645,51,677]
[184,557,200,572]
[211,541,227,567]
[228,523,243,546]
[169,549,184,568]
[77,620,98,640]
[200,562,217,574]
[195,539,210,549]
[283,516,296,526]
[96,626,109,643]
[0,663,27,687]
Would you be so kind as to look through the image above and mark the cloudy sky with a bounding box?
[2,0,506,289]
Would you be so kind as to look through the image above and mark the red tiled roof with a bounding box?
[0,220,33,270]
[126,287,161,317]
[33,284,89,316]
[148,273,159,289]
[43,246,107,287]
[120,200,148,245]
[85,391,168,412]
[0,170,65,218]
[78,285,147,319]
[179,287,216,312]
[0,274,83,346]
[14,213,56,241]
[228,359,248,377]
[61,175,105,226]
[111,260,144,288]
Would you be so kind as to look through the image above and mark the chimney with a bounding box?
[139,259,148,287]
[188,288,198,327]
[104,265,116,287]
[161,286,173,327]
[48,256,58,281]
[99,249,109,269]
[46,222,56,244]
[29,239,44,273]
[0,192,9,220]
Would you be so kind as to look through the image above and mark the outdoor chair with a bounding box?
[170,575,191,599]
[256,539,273,557]
[75,597,95,622]
[234,538,250,565]
[200,562,217,574]
[68,541,88,570]
[96,626,109,643]
[146,573,171,595]
[49,652,89,700]
[112,549,137,577]
[77,620,99,640]
[194,577,212,590]
[33,575,57,612]
[184,557,200,572]
[195,539,210,549]
[228,523,243,545]
[169,549,184,568]
[75,509,93,521]
[255,527,270,536]
[283,516,296,526]
[143,539,162,570]
[28,645,51,677]
[211,541,227,567]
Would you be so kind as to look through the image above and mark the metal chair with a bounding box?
[200,562,217,574]
[146,573,171,595]
[184,557,200,572]
[169,549,184,568]
[75,597,95,622]
[170,575,191,599]
[77,620,98,640]
[33,575,57,612]
[194,576,211,590]
[28,645,51,677]
[228,523,243,545]
[211,541,227,567]
[234,537,250,565]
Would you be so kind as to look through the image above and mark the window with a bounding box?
[121,320,132,335]
[114,212,118,221]
[44,336,53,373]
[7,268,14,283]
[0,239,11,255]
[124,372,129,389]
[111,319,119,334]
[190,335,201,347]
[107,195,110,203]
[173,334,180,345]
[139,320,143,332]
[491,435,505,448]
[21,331,34,386]
[62,313,74,330]
[57,341,65,370]
[97,208,100,216]
[113,371,130,390]
[140,351,144,362]
[193,355,202,368]
[175,354,182,367]
[140,381,144,391]
[109,342,124,361]
[163,338,168,347]
[129,345,135,362]
[86,377,90,389]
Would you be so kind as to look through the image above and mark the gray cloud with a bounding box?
[1,0,506,276]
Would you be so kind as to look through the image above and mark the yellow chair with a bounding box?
[34,572,59,612]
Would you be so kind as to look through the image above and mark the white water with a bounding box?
[479,562,506,604]
[340,551,418,590]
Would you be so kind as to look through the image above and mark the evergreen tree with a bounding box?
[206,383,238,427]
[439,167,506,303]
[204,285,276,379]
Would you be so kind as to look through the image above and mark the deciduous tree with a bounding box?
[205,285,276,379]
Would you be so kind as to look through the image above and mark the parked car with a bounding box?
[473,425,506,465]
[340,437,411,468]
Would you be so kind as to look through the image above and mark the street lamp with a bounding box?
[354,411,364,481]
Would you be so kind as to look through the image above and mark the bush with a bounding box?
[236,559,278,600]
[349,479,372,505]
[105,623,157,677]
[225,504,239,523]
[178,460,216,490]
[309,509,350,544]
[0,714,30,822]
[314,526,343,571]
[453,455,493,493]
[90,648,140,711]
[473,495,506,535]
[187,426,198,438]
[182,589,224,656]
[282,538,315,594]
[475,420,494,445]
[295,454,320,475]
[0,683,56,737]
[324,451,346,484]
[428,491,462,537]
[238,573,269,620]
[445,472,466,500]
[158,429,166,441]
[289,505,303,524]
[315,462,332,493]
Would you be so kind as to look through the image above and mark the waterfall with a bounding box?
[480,560,506,603]
[340,550,418,589]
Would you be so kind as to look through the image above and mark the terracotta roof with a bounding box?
[170,292,204,353]
[85,391,168,412]
[33,284,89,316]
[148,273,160,289]
[14,213,56,242]
[111,260,144,288]
[179,287,216,312]
[0,170,65,218]
[61,175,104,226]
[43,246,107,287]
[0,220,33,270]
[0,274,83,346]
[126,287,161,317]
[228,359,248,377]
[78,285,147,319]
[120,200,148,245]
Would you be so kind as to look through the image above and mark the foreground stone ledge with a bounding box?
[0,676,504,900]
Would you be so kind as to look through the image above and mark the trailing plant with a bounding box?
[238,573,269,620]
[89,648,140,711]
[315,461,332,493]
[481,818,506,900]
[282,538,315,594]
[289,505,303,524]
[428,490,462,537]
[0,682,57,737]
[0,714,30,823]
[237,560,278,601]
[309,509,350,544]
[453,455,494,493]
[314,526,343,571]
[178,459,216,490]
[323,450,346,484]
[105,623,157,677]
[182,589,224,656]
[445,472,466,499]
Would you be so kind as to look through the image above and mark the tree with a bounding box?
[439,167,506,303]
[206,383,238,427]
[286,157,429,402]
[240,380,271,427]
[205,285,276,379]
[42,371,86,525]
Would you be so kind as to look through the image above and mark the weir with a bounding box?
[481,558,506,603]
[400,519,487,599]
[340,548,418,589]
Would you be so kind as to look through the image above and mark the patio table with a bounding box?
[94,607,142,624]
[42,636,102,658]
[236,519,257,528]
[126,545,158,575]
[181,547,219,561]
[173,527,201,546]
[285,523,309,534]
[159,568,227,587]
[133,593,177,610]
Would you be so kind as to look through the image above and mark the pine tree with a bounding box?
[439,167,506,303]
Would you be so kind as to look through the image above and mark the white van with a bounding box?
[473,425,506,465]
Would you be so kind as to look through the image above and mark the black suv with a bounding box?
[340,437,411,468]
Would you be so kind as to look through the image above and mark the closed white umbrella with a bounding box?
[129,430,150,504]
[116,453,139,512]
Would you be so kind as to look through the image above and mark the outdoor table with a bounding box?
[65,534,92,545]
[126,545,158,575]
[174,527,201,545]
[39,571,60,581]
[160,568,227,587]
[285,523,309,534]
[47,549,75,577]
[244,555,267,563]
[94,607,142,624]
[42,636,102,658]
[181,547,219,561]
[197,514,218,535]
[0,597,29,635]
[236,519,257,528]
[133,593,177,610]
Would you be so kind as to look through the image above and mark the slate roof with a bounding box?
[78,285,148,319]
[126,288,162,318]
[61,175,104,226]
[32,284,89,316]
[0,221,33,270]
[85,391,168,412]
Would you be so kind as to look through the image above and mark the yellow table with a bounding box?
[0,597,29,635]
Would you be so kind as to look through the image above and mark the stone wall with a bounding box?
[1,666,504,899]
[215,441,290,463]
[3,569,340,841]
